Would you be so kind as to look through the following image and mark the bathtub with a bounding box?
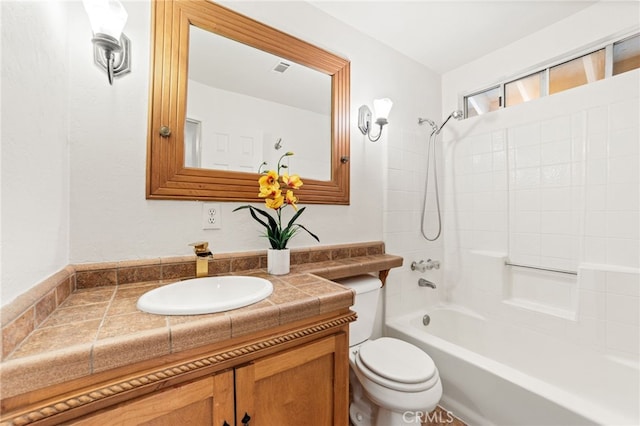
[386,306,639,426]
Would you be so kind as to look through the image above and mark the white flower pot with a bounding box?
[267,248,290,275]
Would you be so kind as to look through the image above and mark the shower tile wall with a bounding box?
[508,116,582,272]
[384,127,444,319]
[584,101,640,266]
[443,72,639,358]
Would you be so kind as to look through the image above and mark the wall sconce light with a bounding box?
[82,0,131,85]
[358,98,393,142]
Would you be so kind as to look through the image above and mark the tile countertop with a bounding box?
[0,253,402,400]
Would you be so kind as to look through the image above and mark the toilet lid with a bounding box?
[358,337,436,384]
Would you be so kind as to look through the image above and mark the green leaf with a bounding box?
[234,205,280,238]
[278,227,298,249]
[246,206,278,231]
[295,224,320,242]
[248,207,270,230]
[286,206,306,228]
[234,197,318,249]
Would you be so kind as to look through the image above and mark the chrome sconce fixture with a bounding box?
[83,0,131,85]
[358,98,393,142]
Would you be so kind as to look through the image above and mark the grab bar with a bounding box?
[505,262,577,276]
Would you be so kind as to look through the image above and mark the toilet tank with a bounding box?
[335,275,382,346]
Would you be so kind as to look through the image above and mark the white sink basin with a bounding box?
[137,276,273,315]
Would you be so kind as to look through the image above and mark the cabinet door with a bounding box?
[71,370,235,426]
[235,333,349,426]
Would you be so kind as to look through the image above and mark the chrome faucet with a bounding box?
[418,278,436,289]
[190,241,213,278]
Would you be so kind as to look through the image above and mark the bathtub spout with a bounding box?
[418,278,436,289]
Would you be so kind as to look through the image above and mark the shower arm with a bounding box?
[435,110,464,135]
[418,110,463,135]
[418,117,438,133]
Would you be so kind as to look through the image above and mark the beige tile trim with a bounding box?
[1,268,75,359]
[1,267,74,327]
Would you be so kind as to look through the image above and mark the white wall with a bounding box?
[1,0,440,311]
[1,1,71,307]
[439,1,639,359]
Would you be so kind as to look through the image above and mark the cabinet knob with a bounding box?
[159,126,171,137]
[241,412,251,425]
[222,422,230,426]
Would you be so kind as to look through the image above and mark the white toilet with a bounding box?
[337,275,442,426]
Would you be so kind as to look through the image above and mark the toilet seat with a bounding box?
[355,337,439,392]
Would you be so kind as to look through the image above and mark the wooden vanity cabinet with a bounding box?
[70,371,235,426]
[235,333,348,426]
[66,333,349,426]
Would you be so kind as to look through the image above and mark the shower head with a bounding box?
[435,110,463,135]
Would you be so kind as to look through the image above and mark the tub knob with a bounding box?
[411,259,441,272]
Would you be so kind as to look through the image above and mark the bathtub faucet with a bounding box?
[418,278,436,289]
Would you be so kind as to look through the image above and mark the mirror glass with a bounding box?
[185,25,332,180]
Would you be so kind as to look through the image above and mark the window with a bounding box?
[549,49,605,95]
[465,86,501,118]
[505,71,544,107]
[462,32,639,118]
[613,34,640,76]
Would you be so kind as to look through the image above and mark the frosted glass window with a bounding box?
[549,49,605,95]
[613,34,640,75]
[465,87,500,118]
[505,72,544,107]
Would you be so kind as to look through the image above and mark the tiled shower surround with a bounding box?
[441,71,639,359]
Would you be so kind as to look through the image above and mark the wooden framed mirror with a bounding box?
[146,0,351,204]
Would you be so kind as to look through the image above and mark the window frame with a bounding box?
[459,30,639,118]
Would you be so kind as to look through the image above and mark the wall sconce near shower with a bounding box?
[358,98,393,142]
[82,0,131,85]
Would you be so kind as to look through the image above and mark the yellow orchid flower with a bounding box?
[285,190,299,211]
[233,151,320,251]
[265,195,284,210]
[258,185,281,199]
[259,170,279,188]
[282,173,303,189]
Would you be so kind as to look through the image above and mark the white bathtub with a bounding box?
[386,306,639,426]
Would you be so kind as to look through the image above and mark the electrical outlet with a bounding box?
[202,203,221,229]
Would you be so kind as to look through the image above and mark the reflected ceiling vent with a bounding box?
[272,61,291,73]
